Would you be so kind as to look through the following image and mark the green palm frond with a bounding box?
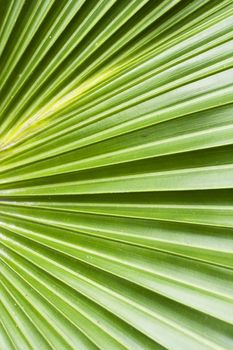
[0,1,233,349]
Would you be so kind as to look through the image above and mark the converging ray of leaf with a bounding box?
[1,1,233,349]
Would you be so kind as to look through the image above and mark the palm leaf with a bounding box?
[0,1,233,349]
